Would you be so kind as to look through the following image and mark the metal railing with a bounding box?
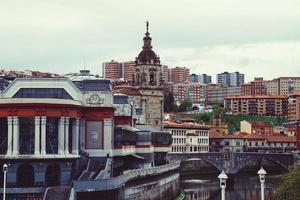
[73,162,180,192]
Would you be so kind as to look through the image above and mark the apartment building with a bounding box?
[224,95,289,116]
[288,92,300,121]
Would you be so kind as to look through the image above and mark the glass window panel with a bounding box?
[19,117,35,155]
[0,118,8,154]
[46,118,59,154]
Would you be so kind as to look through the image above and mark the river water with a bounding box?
[181,172,282,200]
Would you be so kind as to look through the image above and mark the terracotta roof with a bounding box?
[164,120,208,129]
[113,86,141,96]
[243,134,266,140]
[209,131,244,139]
[266,134,296,142]
[225,95,288,99]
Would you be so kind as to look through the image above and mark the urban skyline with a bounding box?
[1,0,300,82]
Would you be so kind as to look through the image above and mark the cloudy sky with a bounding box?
[1,0,300,82]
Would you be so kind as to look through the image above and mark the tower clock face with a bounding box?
[89,94,100,103]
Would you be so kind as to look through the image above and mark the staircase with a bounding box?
[43,186,71,200]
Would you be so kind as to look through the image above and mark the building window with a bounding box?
[0,118,8,154]
[19,117,35,155]
[46,118,59,154]
[225,141,230,146]
[13,88,73,99]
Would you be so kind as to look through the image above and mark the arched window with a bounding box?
[17,164,34,187]
[45,164,60,186]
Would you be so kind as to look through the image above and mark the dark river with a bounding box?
[181,172,282,200]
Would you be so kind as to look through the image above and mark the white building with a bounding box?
[164,119,209,153]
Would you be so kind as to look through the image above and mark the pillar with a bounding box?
[6,116,13,156]
[72,118,80,154]
[34,116,41,155]
[12,116,19,156]
[34,164,46,186]
[103,118,113,150]
[64,117,69,155]
[80,119,85,150]
[41,116,47,155]
[58,117,65,155]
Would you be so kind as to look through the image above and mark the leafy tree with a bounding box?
[178,99,193,112]
[164,92,176,112]
[194,112,212,124]
[275,167,300,200]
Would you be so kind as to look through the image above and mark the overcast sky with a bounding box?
[1,0,300,82]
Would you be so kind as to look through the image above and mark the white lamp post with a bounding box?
[3,164,8,200]
[257,167,267,200]
[218,170,228,200]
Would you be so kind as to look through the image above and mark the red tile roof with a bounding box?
[113,86,141,96]
[225,95,288,99]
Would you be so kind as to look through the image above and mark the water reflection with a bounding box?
[181,173,281,200]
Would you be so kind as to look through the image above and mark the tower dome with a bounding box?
[136,21,160,65]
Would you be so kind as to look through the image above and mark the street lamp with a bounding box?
[257,167,267,200]
[3,164,8,200]
[218,170,228,200]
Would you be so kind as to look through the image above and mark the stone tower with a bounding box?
[133,22,164,129]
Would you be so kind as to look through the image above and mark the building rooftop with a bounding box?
[113,86,141,96]
[225,95,288,99]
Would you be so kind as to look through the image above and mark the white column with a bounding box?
[58,117,65,155]
[34,116,41,155]
[41,116,47,155]
[12,116,19,156]
[6,117,13,156]
[103,118,113,150]
[72,118,80,154]
[64,117,69,155]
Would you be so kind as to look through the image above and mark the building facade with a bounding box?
[225,95,289,116]
[164,120,209,154]
[288,92,300,121]
[217,71,244,87]
[199,74,212,84]
[266,77,300,95]
[172,82,207,105]
[102,60,122,80]
[241,77,267,96]
[170,67,190,83]
[206,85,241,105]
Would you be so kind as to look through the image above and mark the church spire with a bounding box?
[146,21,149,34]
[143,20,152,49]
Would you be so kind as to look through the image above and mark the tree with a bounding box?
[178,99,193,112]
[212,105,226,120]
[275,167,300,200]
[164,92,176,112]
[194,112,211,124]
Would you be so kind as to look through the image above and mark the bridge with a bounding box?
[167,152,299,174]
